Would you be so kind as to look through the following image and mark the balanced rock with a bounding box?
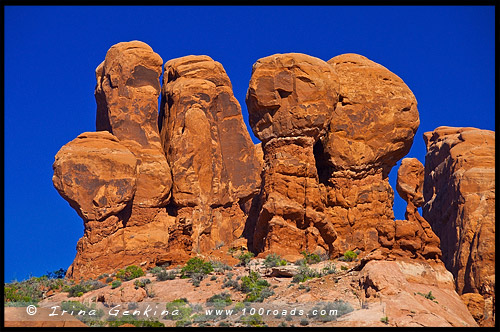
[423,126,495,326]
[319,54,420,256]
[52,131,137,243]
[247,53,339,257]
[324,54,419,174]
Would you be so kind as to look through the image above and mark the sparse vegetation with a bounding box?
[322,263,337,275]
[180,258,214,278]
[340,250,358,262]
[206,292,232,308]
[308,300,354,322]
[240,313,266,327]
[296,251,322,265]
[240,271,274,302]
[263,253,287,268]
[60,301,105,326]
[210,260,233,273]
[4,270,69,306]
[380,316,389,324]
[116,265,144,281]
[417,291,438,303]
[111,280,122,289]
[237,251,255,267]
[156,270,177,281]
[292,262,321,283]
[164,298,193,327]
[133,278,151,289]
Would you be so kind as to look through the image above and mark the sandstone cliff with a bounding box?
[422,126,495,326]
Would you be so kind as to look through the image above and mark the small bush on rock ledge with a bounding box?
[116,265,144,281]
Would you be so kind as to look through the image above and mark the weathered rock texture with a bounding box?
[157,55,261,259]
[322,54,421,257]
[53,43,261,278]
[51,42,494,328]
[394,158,441,260]
[358,259,477,327]
[95,41,172,208]
[246,53,435,261]
[423,126,495,326]
[246,53,340,258]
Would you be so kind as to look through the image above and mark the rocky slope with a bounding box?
[15,253,476,327]
[49,41,495,327]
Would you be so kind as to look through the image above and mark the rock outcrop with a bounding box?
[53,43,261,279]
[51,41,494,329]
[422,126,495,326]
[95,41,172,208]
[246,53,340,259]
[321,54,420,257]
[358,259,477,327]
[394,158,441,260]
[246,53,435,261]
[157,55,262,258]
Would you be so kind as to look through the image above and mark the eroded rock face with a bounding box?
[423,126,495,326]
[319,54,421,258]
[55,45,262,279]
[324,54,419,175]
[246,53,339,257]
[52,131,137,242]
[95,40,171,208]
[393,158,441,260]
[157,55,262,258]
[359,260,477,327]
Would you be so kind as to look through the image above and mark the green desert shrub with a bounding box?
[68,284,86,297]
[206,292,232,308]
[133,278,151,289]
[116,265,144,281]
[180,258,213,278]
[263,253,287,268]
[237,251,255,267]
[299,251,322,265]
[240,271,274,302]
[156,270,177,281]
[342,250,358,262]
[292,264,321,283]
[149,266,163,275]
[111,280,122,289]
[164,298,192,325]
[210,260,233,273]
[240,314,266,327]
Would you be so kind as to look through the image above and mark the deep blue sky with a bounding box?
[4,6,495,282]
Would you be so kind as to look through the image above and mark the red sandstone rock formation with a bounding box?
[246,53,340,259]
[95,41,172,208]
[422,126,495,326]
[394,158,441,260]
[51,45,494,330]
[53,43,261,279]
[157,55,262,258]
[246,53,433,261]
[322,54,420,257]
